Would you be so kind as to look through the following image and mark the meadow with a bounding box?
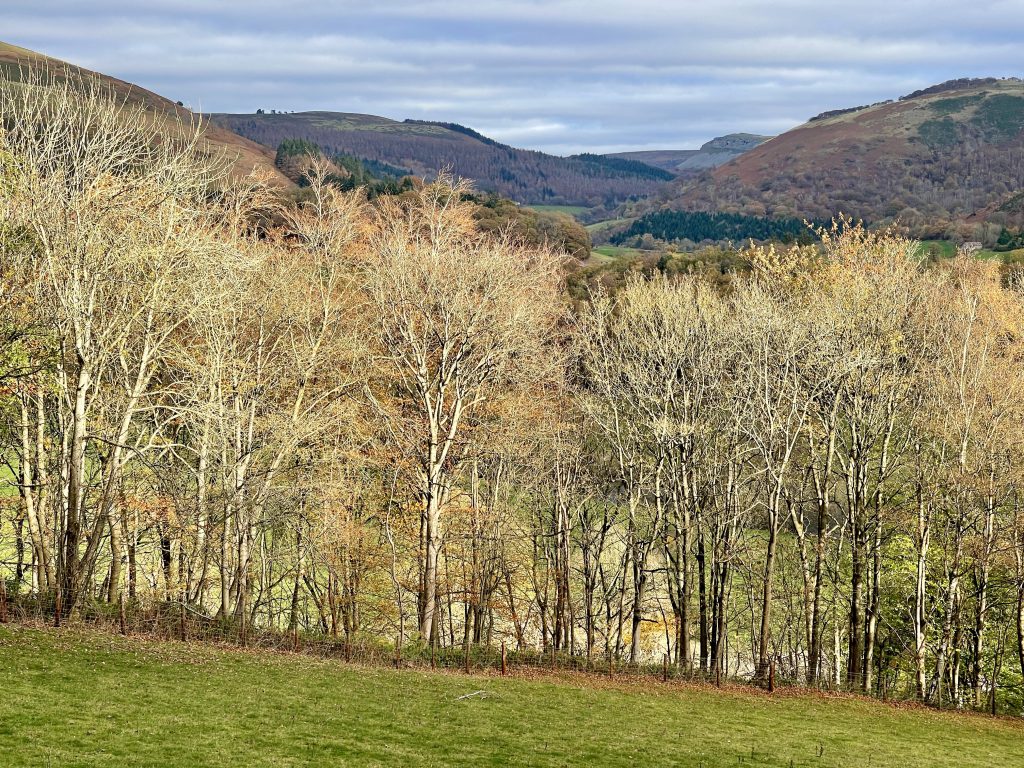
[1,626,1022,767]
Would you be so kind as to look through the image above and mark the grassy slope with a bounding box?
[529,204,589,217]
[591,245,649,259]
[586,217,633,234]
[1,627,1021,767]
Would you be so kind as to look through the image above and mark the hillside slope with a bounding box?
[3,626,1023,768]
[210,111,671,206]
[0,41,290,186]
[608,133,770,173]
[668,78,1024,234]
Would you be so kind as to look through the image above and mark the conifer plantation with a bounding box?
[4,65,1024,737]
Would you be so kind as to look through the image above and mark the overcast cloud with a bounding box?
[6,1,1024,153]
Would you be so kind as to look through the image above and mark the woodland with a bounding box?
[5,71,1024,717]
[213,111,667,207]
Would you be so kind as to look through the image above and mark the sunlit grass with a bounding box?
[1,625,1022,767]
[528,205,589,218]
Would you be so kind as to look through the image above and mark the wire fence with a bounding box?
[0,585,800,691]
[0,582,1015,715]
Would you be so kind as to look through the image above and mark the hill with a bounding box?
[664,78,1024,237]
[209,111,672,206]
[2,626,1022,767]
[0,41,290,186]
[608,133,770,173]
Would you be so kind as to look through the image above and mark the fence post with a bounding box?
[430,637,436,670]
[394,634,401,669]
[119,593,127,635]
[663,654,668,683]
[0,578,8,624]
[54,590,62,628]
[501,641,507,676]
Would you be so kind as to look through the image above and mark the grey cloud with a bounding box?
[6,1,1024,153]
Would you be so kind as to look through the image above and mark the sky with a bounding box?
[6,1,1024,154]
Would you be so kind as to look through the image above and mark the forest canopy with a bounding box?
[611,209,819,245]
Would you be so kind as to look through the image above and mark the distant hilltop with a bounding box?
[654,76,1024,235]
[210,110,673,207]
[604,133,772,174]
[899,77,1024,101]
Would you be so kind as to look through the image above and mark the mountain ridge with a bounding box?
[663,78,1024,236]
[607,133,771,173]
[210,110,675,207]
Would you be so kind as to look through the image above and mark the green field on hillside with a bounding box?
[1,626,1021,767]
[918,239,1024,262]
[591,244,649,259]
[529,204,589,217]
[586,217,633,234]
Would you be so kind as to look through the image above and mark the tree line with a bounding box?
[4,72,1024,714]
[611,209,818,247]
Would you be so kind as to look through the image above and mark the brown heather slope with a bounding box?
[0,41,291,187]
[670,78,1024,236]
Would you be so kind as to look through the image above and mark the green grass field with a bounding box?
[918,239,1024,262]
[529,204,589,218]
[592,245,638,258]
[1,626,1022,767]
[585,217,633,234]
[590,244,653,261]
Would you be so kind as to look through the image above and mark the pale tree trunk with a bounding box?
[806,408,837,686]
[629,460,666,664]
[807,495,828,685]
[419,490,442,640]
[107,517,123,603]
[34,391,54,589]
[847,454,867,687]
[930,514,965,706]
[189,410,212,605]
[756,489,781,679]
[59,363,91,613]
[1016,588,1024,686]
[863,519,882,692]
[18,389,53,590]
[220,501,232,619]
[862,407,894,693]
[791,504,812,682]
[913,480,931,699]
[971,471,997,708]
